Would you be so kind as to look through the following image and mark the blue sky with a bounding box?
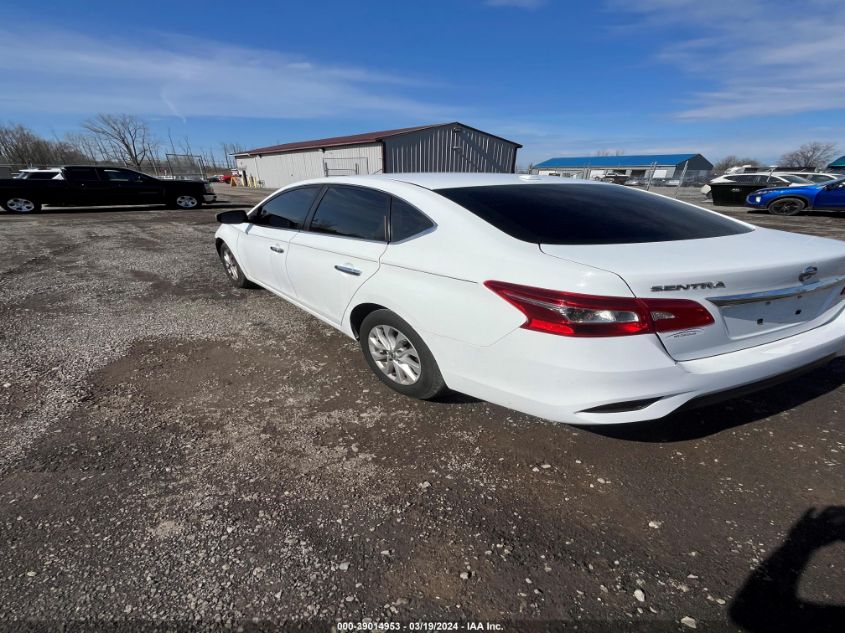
[2,0,844,167]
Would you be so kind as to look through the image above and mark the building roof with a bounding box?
[233,122,522,157]
[534,153,703,169]
[828,155,845,168]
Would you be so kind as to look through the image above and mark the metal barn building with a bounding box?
[532,153,713,181]
[231,122,522,189]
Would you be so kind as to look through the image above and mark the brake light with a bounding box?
[484,280,714,337]
[645,298,715,333]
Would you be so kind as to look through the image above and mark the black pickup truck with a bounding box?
[0,165,216,213]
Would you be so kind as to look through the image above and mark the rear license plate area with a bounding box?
[720,289,830,338]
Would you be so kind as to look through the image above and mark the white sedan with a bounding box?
[214,174,845,425]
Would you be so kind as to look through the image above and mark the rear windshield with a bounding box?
[434,184,753,245]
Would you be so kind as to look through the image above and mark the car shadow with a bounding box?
[26,203,246,215]
[582,358,844,443]
[729,506,845,633]
[744,209,843,218]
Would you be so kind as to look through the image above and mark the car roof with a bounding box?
[315,173,607,190]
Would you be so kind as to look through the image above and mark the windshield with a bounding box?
[779,175,812,183]
[435,184,752,245]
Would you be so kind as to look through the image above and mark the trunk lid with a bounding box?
[541,228,845,360]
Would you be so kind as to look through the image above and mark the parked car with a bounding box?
[0,165,216,213]
[701,173,812,198]
[213,174,845,426]
[746,176,845,215]
[783,172,840,184]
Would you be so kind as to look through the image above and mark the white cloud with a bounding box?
[611,0,845,120]
[485,0,546,9]
[0,28,455,122]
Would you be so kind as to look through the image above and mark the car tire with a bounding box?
[359,309,448,401]
[218,243,256,288]
[767,197,806,216]
[2,197,41,214]
[171,195,202,210]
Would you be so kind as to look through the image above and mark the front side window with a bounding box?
[435,184,752,245]
[256,186,320,229]
[390,198,434,242]
[309,186,389,241]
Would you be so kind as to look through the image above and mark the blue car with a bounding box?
[746,176,845,215]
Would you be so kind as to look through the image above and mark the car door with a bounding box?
[286,185,390,324]
[99,168,164,205]
[62,166,111,206]
[237,186,322,295]
[813,179,845,209]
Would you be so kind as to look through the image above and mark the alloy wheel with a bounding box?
[368,325,421,385]
[7,198,35,213]
[176,195,198,209]
[222,247,239,280]
[769,199,804,216]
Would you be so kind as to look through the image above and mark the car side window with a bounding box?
[390,197,434,242]
[255,186,320,229]
[63,167,99,180]
[309,186,389,241]
[101,169,143,182]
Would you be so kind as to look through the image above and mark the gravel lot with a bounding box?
[0,184,843,632]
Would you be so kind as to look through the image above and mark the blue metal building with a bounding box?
[532,153,713,181]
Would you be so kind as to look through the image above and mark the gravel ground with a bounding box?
[0,184,843,632]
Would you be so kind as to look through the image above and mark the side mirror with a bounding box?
[217,210,248,224]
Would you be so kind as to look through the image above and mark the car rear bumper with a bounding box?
[429,305,845,425]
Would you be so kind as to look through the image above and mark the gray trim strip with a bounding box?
[708,275,845,306]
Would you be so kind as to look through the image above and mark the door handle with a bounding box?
[334,264,362,276]
[270,245,285,253]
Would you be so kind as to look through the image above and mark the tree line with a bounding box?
[0,115,244,174]
[712,142,839,175]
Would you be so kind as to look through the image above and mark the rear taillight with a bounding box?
[484,280,714,337]
[645,298,715,333]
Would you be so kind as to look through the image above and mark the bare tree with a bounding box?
[0,123,89,166]
[82,114,160,169]
[63,132,100,162]
[220,142,244,168]
[713,155,763,175]
[0,124,53,164]
[779,142,838,170]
